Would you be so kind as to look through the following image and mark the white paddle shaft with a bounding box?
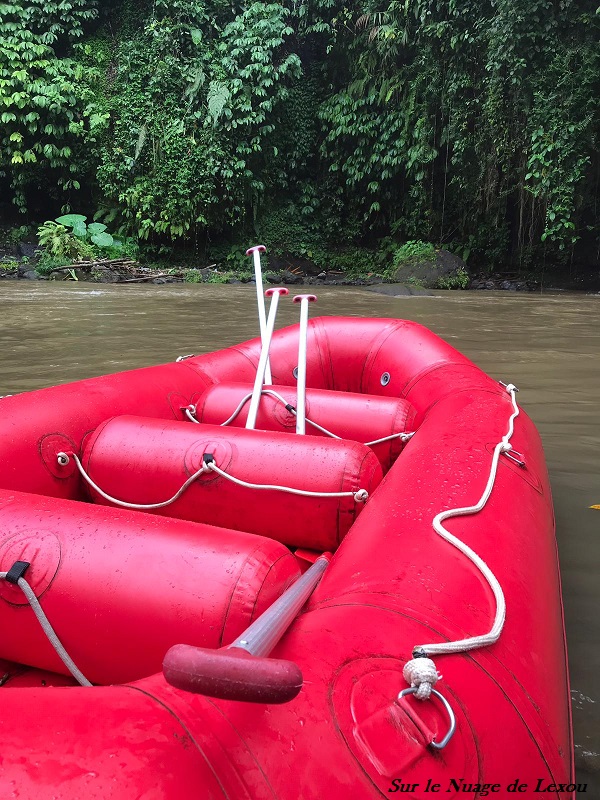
[246,288,289,430]
[246,245,272,385]
[293,294,317,435]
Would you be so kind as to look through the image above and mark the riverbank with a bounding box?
[1,237,597,293]
[2,264,597,294]
[2,258,595,293]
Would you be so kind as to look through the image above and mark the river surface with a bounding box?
[1,281,598,787]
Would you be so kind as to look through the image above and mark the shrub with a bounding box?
[37,214,124,261]
[37,221,95,260]
[183,269,202,283]
[435,268,470,290]
[392,240,436,266]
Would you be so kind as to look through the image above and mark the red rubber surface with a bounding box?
[0,317,574,799]
[0,490,299,684]
[82,417,383,550]
[197,382,416,469]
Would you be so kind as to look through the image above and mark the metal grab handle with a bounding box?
[163,555,331,704]
[246,244,272,385]
[292,294,317,435]
[397,687,456,749]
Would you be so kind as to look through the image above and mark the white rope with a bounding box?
[207,461,369,502]
[68,452,211,510]
[365,431,415,447]
[186,390,415,445]
[0,572,92,687]
[403,383,520,700]
[185,406,200,424]
[64,452,369,509]
[188,389,296,429]
[306,417,340,437]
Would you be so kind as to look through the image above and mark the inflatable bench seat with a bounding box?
[195,382,417,471]
[0,489,300,685]
[82,417,383,551]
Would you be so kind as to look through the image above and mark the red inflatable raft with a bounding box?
[0,314,574,799]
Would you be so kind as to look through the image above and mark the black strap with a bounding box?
[5,560,30,585]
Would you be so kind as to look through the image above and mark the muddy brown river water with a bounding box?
[1,281,598,788]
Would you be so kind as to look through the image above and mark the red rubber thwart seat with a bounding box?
[82,416,383,551]
[0,490,300,684]
[196,382,417,470]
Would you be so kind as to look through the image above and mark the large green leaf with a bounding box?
[71,223,88,238]
[91,232,114,248]
[87,222,107,234]
[56,214,87,229]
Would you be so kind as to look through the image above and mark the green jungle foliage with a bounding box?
[436,268,470,290]
[1,0,599,271]
[392,240,436,266]
[37,212,122,259]
[37,220,96,260]
[0,1,98,211]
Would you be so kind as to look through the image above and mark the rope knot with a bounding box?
[201,457,215,474]
[353,489,368,503]
[403,656,439,700]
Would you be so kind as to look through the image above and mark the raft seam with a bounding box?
[125,684,231,797]
[219,547,258,647]
[313,318,335,390]
[359,321,403,394]
[248,551,297,622]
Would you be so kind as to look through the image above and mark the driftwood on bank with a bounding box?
[44,257,243,284]
[120,273,170,283]
[70,258,139,270]
[48,257,139,275]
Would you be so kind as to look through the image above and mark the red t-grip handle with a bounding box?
[163,555,330,703]
[163,644,303,704]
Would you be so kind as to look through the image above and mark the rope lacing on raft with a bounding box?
[403,382,520,701]
[0,567,92,687]
[61,451,370,510]
[185,389,415,447]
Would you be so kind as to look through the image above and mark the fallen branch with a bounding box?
[68,258,139,270]
[120,273,170,283]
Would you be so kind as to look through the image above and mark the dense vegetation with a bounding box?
[1,0,598,274]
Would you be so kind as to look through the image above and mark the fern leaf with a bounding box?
[207,81,230,125]
[134,124,147,163]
